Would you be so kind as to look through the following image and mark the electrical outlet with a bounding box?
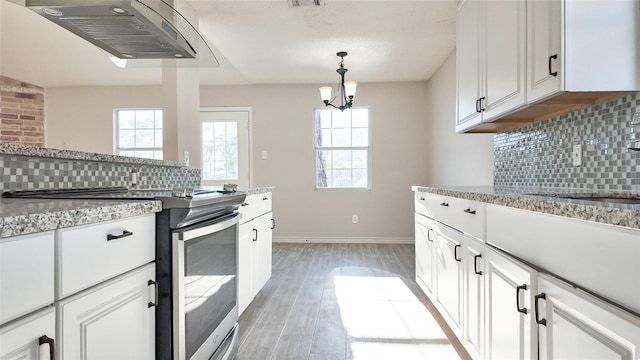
[262,150,268,159]
[352,215,358,224]
[183,151,190,166]
[572,144,582,166]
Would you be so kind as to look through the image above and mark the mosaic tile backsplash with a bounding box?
[0,154,201,192]
[494,92,640,191]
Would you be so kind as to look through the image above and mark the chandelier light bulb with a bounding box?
[344,81,357,98]
[319,86,333,102]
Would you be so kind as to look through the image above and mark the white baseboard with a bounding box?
[273,236,414,244]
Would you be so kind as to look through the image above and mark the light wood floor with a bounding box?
[236,243,471,360]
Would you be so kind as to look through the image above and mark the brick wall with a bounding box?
[0,76,45,146]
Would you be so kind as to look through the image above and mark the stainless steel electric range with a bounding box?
[3,186,246,360]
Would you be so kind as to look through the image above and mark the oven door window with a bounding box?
[182,223,237,359]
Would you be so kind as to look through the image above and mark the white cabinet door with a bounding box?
[482,0,526,121]
[253,212,273,294]
[0,307,55,360]
[414,214,436,299]
[0,231,54,325]
[462,236,484,360]
[484,247,537,360]
[58,263,156,360]
[237,221,255,315]
[435,227,463,337]
[456,0,483,132]
[536,274,640,360]
[527,0,562,103]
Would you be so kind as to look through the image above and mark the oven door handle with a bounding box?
[177,214,239,242]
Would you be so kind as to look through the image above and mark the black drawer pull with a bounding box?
[478,96,486,111]
[439,202,449,207]
[516,284,528,314]
[464,208,476,215]
[419,196,425,201]
[548,54,558,76]
[253,228,258,242]
[535,292,547,326]
[271,218,276,230]
[474,254,482,275]
[263,196,269,200]
[241,202,249,207]
[39,335,55,360]
[475,98,481,113]
[148,280,158,308]
[107,230,133,241]
[454,244,461,262]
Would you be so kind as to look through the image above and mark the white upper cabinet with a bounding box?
[458,0,640,133]
[528,0,639,103]
[456,0,526,133]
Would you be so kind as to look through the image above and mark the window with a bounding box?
[115,109,163,160]
[315,108,370,189]
[202,121,238,180]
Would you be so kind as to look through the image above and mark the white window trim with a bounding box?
[200,106,254,188]
[113,108,163,158]
[313,106,372,191]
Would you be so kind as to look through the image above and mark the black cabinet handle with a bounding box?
[454,244,461,262]
[419,196,425,201]
[39,335,55,360]
[439,202,449,207]
[479,96,486,111]
[548,54,558,76]
[148,280,158,308]
[106,230,133,241]
[464,208,476,215]
[475,98,481,113]
[263,196,269,201]
[253,228,258,242]
[271,218,276,230]
[427,229,435,242]
[516,284,528,314]
[474,254,482,275]
[535,293,547,326]
[241,202,249,207]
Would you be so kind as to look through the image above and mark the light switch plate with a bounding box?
[261,150,268,159]
[572,144,582,166]
[184,151,189,166]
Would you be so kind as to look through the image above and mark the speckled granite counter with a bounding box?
[244,187,275,195]
[412,186,640,230]
[0,199,162,238]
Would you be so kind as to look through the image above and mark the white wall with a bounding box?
[424,50,495,186]
[199,82,430,241]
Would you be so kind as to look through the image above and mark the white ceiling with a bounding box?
[0,0,456,88]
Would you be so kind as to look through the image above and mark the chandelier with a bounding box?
[319,51,358,111]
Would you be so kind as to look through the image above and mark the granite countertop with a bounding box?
[244,187,275,195]
[412,185,640,230]
[0,198,162,238]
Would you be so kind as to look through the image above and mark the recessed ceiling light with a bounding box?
[111,7,126,14]
[42,8,63,17]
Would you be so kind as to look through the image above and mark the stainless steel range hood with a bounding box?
[25,0,219,67]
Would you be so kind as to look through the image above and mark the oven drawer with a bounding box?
[239,193,272,224]
[56,214,155,299]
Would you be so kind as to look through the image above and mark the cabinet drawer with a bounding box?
[0,231,54,325]
[415,192,485,240]
[57,214,155,299]
[239,193,272,224]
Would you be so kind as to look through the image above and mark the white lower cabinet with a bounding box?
[536,274,640,360]
[238,202,274,315]
[415,213,436,299]
[462,235,484,360]
[57,263,156,360]
[0,307,55,360]
[484,247,537,360]
[434,225,464,338]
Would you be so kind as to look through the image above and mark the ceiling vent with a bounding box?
[288,0,324,7]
